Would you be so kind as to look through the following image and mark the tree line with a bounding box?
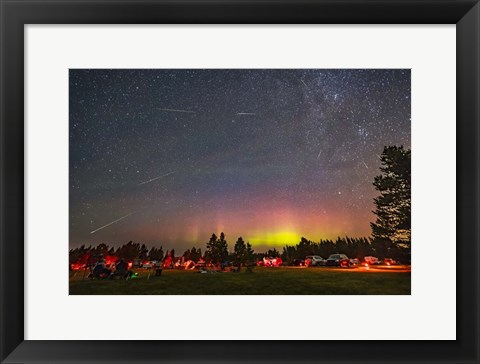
[69,233,256,267]
[69,232,409,267]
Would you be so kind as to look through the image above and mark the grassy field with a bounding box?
[69,266,410,295]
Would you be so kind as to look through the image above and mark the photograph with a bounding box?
[69,69,411,295]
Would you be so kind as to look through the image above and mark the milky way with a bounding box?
[69,69,410,252]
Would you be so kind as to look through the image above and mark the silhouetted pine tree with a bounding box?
[371,146,411,258]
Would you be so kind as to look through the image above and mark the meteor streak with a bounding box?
[90,212,136,234]
[138,171,175,186]
[300,79,309,88]
[362,161,369,169]
[157,108,196,114]
[236,112,256,116]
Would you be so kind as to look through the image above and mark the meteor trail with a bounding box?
[157,108,196,114]
[90,212,136,234]
[236,112,256,116]
[138,171,175,186]
[300,79,309,88]
[362,161,369,169]
[317,150,323,160]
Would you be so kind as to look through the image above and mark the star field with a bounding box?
[69,69,410,252]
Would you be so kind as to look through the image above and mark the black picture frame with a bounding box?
[1,0,479,363]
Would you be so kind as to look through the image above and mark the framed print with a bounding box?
[1,0,479,363]
[67,68,412,296]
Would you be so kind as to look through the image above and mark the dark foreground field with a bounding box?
[69,266,411,295]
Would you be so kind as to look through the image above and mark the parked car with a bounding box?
[305,255,326,267]
[363,256,380,265]
[262,257,283,267]
[292,259,305,266]
[383,258,396,266]
[142,261,154,269]
[326,254,351,267]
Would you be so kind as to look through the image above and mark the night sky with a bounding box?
[69,69,410,252]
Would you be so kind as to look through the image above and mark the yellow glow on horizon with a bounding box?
[249,230,302,247]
